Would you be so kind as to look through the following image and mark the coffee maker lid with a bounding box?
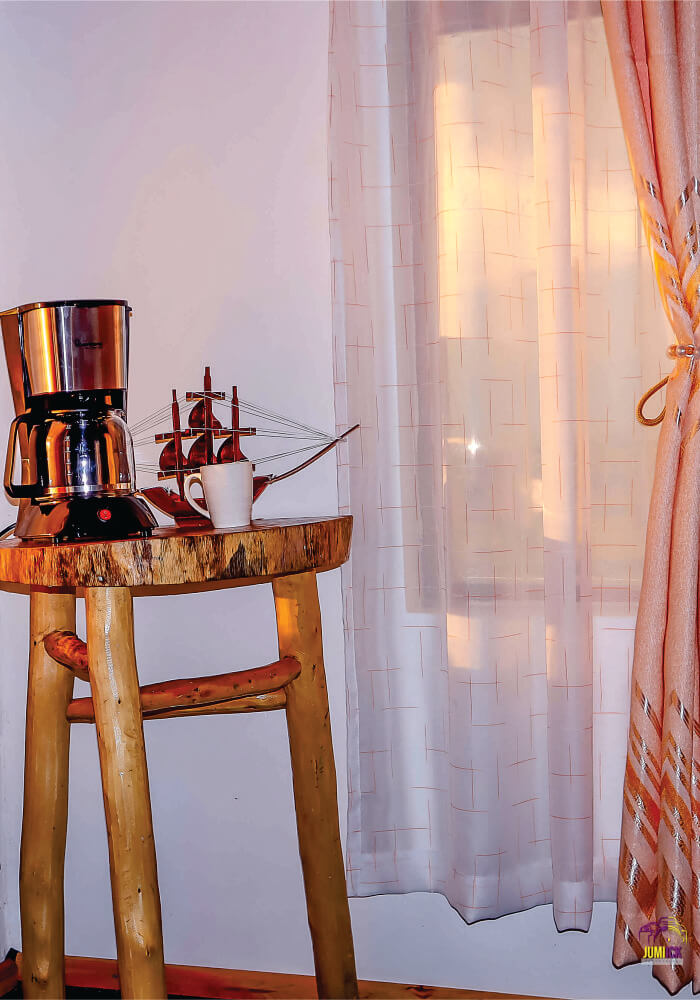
[0,299,130,316]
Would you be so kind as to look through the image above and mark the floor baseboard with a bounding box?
[0,951,558,1000]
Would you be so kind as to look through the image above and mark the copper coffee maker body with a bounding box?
[1,300,157,542]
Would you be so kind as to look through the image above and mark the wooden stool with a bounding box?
[0,516,357,1000]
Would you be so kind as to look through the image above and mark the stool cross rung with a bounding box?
[63,654,301,723]
[70,689,288,724]
[43,630,89,682]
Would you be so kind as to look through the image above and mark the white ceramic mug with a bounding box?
[183,461,253,528]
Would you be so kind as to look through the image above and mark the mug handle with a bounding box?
[183,472,209,519]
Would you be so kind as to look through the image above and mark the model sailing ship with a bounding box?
[134,367,358,526]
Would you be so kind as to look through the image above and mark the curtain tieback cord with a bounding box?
[636,344,700,426]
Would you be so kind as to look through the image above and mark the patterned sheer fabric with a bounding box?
[330,1,666,931]
[603,1,700,992]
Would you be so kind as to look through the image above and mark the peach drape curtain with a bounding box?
[603,1,700,993]
[331,0,666,932]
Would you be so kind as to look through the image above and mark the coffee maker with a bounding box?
[1,299,157,542]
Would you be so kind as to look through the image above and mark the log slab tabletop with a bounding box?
[0,515,352,589]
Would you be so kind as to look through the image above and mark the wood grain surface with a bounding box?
[11,953,562,1000]
[0,953,18,997]
[86,587,166,999]
[274,571,358,999]
[0,516,352,588]
[20,591,76,999]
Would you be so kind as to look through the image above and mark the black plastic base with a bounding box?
[14,494,158,544]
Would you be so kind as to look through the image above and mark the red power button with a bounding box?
[97,508,112,522]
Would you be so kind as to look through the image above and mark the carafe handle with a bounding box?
[4,412,36,499]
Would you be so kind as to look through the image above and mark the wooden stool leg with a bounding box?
[272,571,358,1000]
[85,587,166,1000]
[20,589,76,999]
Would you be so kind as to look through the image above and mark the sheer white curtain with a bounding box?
[330,0,667,929]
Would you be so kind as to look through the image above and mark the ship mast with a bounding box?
[171,390,185,500]
[203,365,214,466]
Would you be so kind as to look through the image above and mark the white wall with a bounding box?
[0,0,343,978]
[0,3,681,998]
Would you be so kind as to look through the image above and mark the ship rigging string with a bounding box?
[132,391,350,476]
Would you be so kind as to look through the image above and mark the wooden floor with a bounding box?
[0,952,560,1000]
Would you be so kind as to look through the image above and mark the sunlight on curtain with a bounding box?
[330,0,668,929]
